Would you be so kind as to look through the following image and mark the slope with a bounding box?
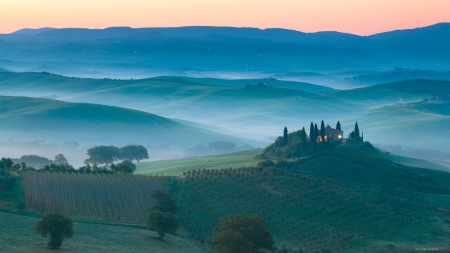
[390,155,450,173]
[171,143,450,252]
[0,96,253,148]
[154,76,335,93]
[329,79,450,106]
[135,149,263,176]
[0,72,362,141]
[0,211,204,253]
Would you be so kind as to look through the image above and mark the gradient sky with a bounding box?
[1,0,450,35]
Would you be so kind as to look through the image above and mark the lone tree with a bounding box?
[0,158,13,170]
[208,214,274,253]
[119,145,149,163]
[336,121,341,131]
[146,211,179,238]
[283,127,289,146]
[151,189,179,214]
[87,145,120,165]
[54,154,68,165]
[35,212,74,249]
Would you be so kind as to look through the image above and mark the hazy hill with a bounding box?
[1,24,450,78]
[0,72,362,142]
[0,96,253,149]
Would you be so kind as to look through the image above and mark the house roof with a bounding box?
[324,126,343,134]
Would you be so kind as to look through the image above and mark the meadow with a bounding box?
[135,149,263,176]
[0,211,205,253]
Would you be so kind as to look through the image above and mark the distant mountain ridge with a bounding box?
[1,23,449,76]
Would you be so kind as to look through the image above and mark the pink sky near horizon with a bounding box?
[1,0,449,35]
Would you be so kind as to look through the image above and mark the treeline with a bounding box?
[184,141,254,157]
[264,120,363,159]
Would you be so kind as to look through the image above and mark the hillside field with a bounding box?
[0,211,205,253]
[15,143,450,252]
[135,149,263,176]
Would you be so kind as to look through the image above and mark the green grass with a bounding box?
[390,155,450,172]
[135,149,263,176]
[0,211,205,253]
[171,143,450,252]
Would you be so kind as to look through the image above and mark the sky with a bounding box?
[1,0,450,35]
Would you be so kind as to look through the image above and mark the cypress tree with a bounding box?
[302,127,307,149]
[354,122,360,141]
[314,124,319,142]
[336,121,341,130]
[361,132,364,142]
[283,127,288,145]
[309,122,314,145]
[320,120,325,142]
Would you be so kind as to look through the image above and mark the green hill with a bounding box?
[0,211,204,253]
[0,71,362,141]
[330,79,450,106]
[135,149,263,176]
[171,143,450,252]
[0,96,253,148]
[153,76,335,93]
[390,155,450,173]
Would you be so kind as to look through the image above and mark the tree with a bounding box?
[314,124,319,142]
[354,122,360,141]
[115,160,134,174]
[54,154,68,165]
[17,155,52,169]
[309,122,315,148]
[320,120,326,142]
[146,211,179,238]
[151,189,179,214]
[283,127,288,146]
[119,145,149,163]
[87,146,120,165]
[301,127,308,149]
[35,212,74,249]
[0,158,13,170]
[336,121,341,131]
[361,132,364,142]
[208,214,274,253]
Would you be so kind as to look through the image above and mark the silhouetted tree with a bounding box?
[35,212,74,249]
[54,154,68,165]
[320,120,326,142]
[283,127,288,146]
[309,122,315,147]
[361,131,364,142]
[301,127,308,149]
[119,145,149,163]
[151,189,179,214]
[0,158,13,170]
[354,122,360,141]
[87,145,120,165]
[208,214,274,253]
[336,121,341,130]
[146,211,179,238]
[314,124,319,142]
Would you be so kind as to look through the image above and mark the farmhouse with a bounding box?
[317,126,343,142]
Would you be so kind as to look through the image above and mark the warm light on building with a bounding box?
[338,135,342,139]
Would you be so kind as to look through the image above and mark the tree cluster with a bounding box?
[147,189,179,238]
[264,120,349,159]
[85,145,148,165]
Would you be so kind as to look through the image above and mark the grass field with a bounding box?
[0,211,205,253]
[135,149,263,176]
[390,155,450,172]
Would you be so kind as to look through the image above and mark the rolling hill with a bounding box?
[0,96,254,149]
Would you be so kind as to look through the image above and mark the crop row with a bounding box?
[22,172,163,224]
